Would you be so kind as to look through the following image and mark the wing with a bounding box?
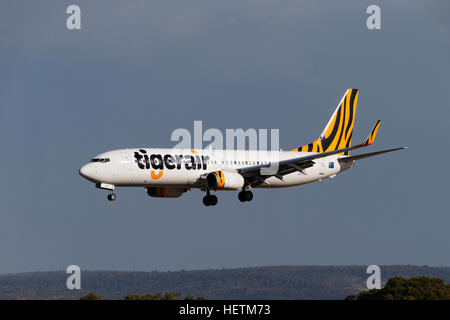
[237,143,360,187]
[237,121,400,187]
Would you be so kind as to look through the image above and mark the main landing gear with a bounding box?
[238,190,253,202]
[203,189,254,206]
[203,190,218,206]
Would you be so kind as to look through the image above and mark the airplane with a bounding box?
[79,89,405,206]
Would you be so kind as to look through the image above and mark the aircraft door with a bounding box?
[319,160,326,175]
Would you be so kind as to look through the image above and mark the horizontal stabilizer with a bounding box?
[339,147,407,162]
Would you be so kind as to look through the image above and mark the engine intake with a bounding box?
[146,187,186,198]
[206,171,244,190]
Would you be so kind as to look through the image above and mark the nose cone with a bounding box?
[79,163,97,182]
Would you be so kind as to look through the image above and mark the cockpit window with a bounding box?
[91,158,110,163]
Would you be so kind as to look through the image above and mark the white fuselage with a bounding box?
[78,89,404,204]
[79,148,351,190]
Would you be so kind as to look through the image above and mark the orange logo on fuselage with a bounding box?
[151,170,164,180]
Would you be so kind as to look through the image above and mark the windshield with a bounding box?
[91,158,110,163]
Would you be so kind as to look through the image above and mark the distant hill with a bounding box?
[1,265,450,300]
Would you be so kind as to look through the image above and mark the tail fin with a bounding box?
[292,88,359,155]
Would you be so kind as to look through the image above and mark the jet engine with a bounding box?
[146,187,186,198]
[205,171,245,190]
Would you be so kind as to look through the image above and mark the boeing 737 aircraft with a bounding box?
[79,89,405,206]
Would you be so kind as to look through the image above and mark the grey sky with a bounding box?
[1,0,449,274]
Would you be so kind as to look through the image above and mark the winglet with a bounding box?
[361,120,381,147]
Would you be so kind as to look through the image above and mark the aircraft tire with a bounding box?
[244,191,253,201]
[209,195,218,206]
[203,196,210,206]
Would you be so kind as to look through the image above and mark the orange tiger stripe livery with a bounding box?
[292,89,359,156]
[361,120,381,146]
[214,171,225,189]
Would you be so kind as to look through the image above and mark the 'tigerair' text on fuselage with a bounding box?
[134,150,210,171]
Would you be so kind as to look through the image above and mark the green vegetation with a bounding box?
[1,266,450,300]
[346,276,450,300]
[79,292,204,300]
[80,292,102,300]
[124,292,204,300]
[123,292,180,300]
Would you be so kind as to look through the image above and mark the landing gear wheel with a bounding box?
[107,193,116,201]
[203,193,218,206]
[244,190,253,201]
[238,190,253,202]
[209,195,218,206]
[203,195,210,206]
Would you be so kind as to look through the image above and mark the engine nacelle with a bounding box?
[146,187,186,198]
[206,171,245,190]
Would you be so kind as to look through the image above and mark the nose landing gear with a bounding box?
[96,183,117,201]
[203,190,218,206]
[107,192,116,201]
